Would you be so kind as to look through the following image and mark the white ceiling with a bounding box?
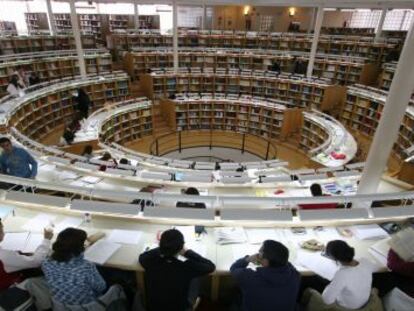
[47,0,414,9]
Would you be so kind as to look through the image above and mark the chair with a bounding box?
[383,287,414,311]
[52,285,128,311]
[302,288,383,311]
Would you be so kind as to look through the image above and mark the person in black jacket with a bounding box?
[76,88,91,119]
[230,240,300,311]
[139,229,215,311]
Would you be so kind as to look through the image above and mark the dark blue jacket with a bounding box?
[230,257,300,311]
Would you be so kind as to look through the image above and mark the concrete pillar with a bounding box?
[69,0,87,78]
[306,6,324,78]
[357,22,414,194]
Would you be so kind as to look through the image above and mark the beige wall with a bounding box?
[212,6,353,32]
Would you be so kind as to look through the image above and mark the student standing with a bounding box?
[230,240,300,311]
[76,88,91,119]
[0,137,37,179]
[139,229,215,311]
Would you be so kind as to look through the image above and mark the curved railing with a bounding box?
[149,130,278,161]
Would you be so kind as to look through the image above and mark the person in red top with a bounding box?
[387,248,414,297]
[298,183,337,210]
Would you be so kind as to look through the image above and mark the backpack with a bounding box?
[0,287,36,311]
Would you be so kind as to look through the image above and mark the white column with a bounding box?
[399,10,409,31]
[357,23,414,195]
[134,0,139,29]
[173,0,179,72]
[45,0,56,35]
[306,6,324,78]
[375,9,387,42]
[202,3,207,30]
[308,7,317,34]
[69,0,87,78]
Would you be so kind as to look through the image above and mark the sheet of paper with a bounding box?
[295,250,339,281]
[0,232,29,251]
[186,242,207,258]
[0,204,14,219]
[81,176,102,184]
[54,217,83,233]
[283,228,317,244]
[22,214,56,231]
[214,227,247,244]
[351,224,389,240]
[84,240,121,265]
[174,226,196,243]
[314,227,343,241]
[23,233,44,253]
[244,228,281,244]
[232,244,261,261]
[106,229,142,245]
[368,238,391,266]
[58,171,79,181]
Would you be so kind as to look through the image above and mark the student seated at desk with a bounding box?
[176,187,206,209]
[0,219,53,290]
[0,137,38,179]
[303,240,375,310]
[81,145,94,161]
[298,183,337,210]
[98,152,117,171]
[139,229,215,311]
[230,240,300,311]
[42,228,106,305]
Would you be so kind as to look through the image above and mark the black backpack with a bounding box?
[0,287,35,311]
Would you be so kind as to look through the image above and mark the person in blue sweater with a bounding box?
[0,137,37,179]
[230,240,300,311]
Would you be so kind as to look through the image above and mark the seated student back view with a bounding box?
[298,183,337,210]
[176,187,206,209]
[139,229,215,311]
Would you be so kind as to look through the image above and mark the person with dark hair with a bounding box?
[230,240,300,311]
[99,152,117,171]
[139,229,215,311]
[0,219,53,290]
[298,183,337,210]
[269,61,281,73]
[7,74,25,97]
[28,72,40,86]
[41,228,106,305]
[176,187,206,209]
[304,240,375,310]
[119,158,130,165]
[0,137,38,179]
[76,88,91,119]
[81,145,94,161]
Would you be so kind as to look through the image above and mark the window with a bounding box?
[349,10,380,29]
[259,15,273,32]
[178,6,213,29]
[350,9,414,31]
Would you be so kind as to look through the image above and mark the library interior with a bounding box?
[0,0,414,310]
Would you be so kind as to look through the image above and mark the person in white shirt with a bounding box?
[321,240,374,309]
[0,219,53,290]
[6,75,25,97]
[302,240,375,310]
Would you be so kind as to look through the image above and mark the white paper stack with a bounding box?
[22,214,56,231]
[0,232,30,251]
[106,229,143,245]
[389,228,414,261]
[295,250,339,281]
[23,233,44,253]
[54,217,83,233]
[368,238,391,266]
[351,224,389,240]
[214,227,247,244]
[244,228,282,244]
[84,240,121,265]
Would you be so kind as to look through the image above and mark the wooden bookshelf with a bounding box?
[0,35,97,55]
[99,103,153,144]
[109,15,133,32]
[7,74,130,141]
[160,97,302,140]
[78,14,103,38]
[321,27,375,36]
[340,85,414,163]
[109,31,399,62]
[124,49,379,86]
[0,49,113,97]
[378,62,399,91]
[0,21,17,35]
[25,13,50,34]
[53,14,72,34]
[140,70,346,112]
[300,114,330,153]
